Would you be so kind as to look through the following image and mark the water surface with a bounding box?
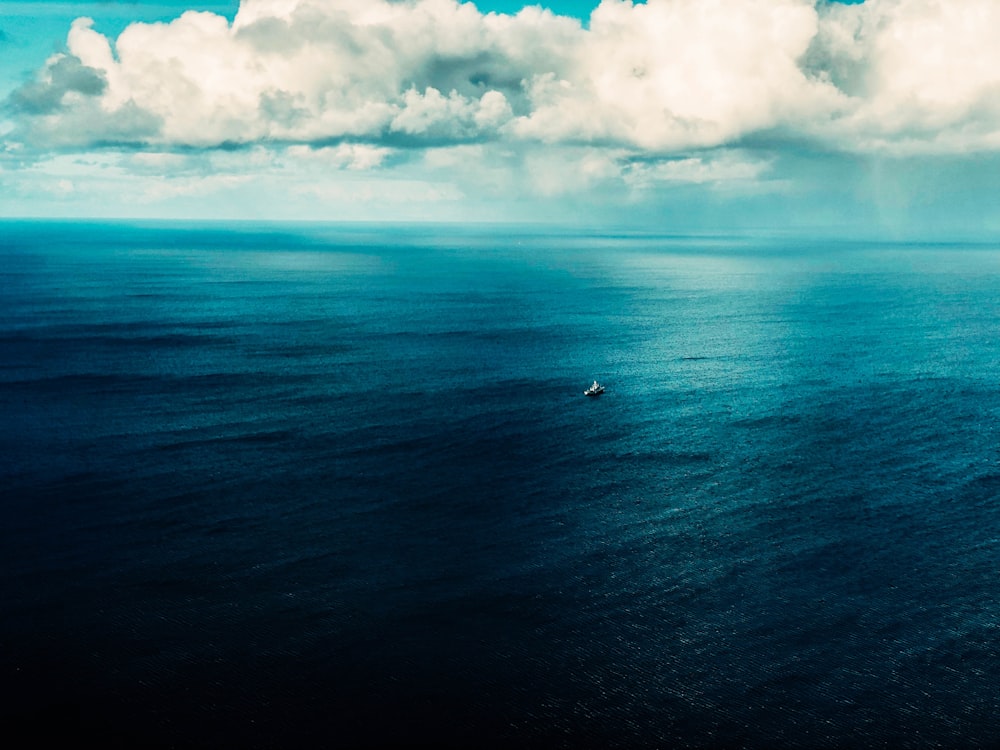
[3,221,1000,747]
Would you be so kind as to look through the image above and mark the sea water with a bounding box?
[3,220,1000,747]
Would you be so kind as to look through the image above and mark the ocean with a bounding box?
[3,220,1000,748]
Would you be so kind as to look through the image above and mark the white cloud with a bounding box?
[623,151,775,190]
[515,0,845,150]
[811,0,1000,153]
[10,0,577,149]
[7,0,1000,184]
[389,86,508,139]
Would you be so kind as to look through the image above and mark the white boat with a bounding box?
[584,380,605,396]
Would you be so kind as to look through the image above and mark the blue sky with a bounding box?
[3,0,1000,235]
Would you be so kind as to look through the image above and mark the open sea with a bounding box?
[3,220,1000,748]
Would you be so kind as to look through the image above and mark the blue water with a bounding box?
[3,220,1000,748]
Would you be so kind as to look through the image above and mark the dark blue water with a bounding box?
[3,220,1000,748]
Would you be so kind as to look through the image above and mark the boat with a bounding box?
[584,380,605,397]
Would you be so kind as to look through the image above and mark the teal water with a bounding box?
[3,221,1000,747]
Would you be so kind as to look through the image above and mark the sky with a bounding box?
[3,0,1000,235]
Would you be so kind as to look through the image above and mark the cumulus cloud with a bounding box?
[515,0,844,150]
[810,0,1000,153]
[6,0,1000,165]
[6,1,576,149]
[7,54,108,115]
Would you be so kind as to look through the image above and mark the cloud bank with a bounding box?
[7,0,1000,158]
